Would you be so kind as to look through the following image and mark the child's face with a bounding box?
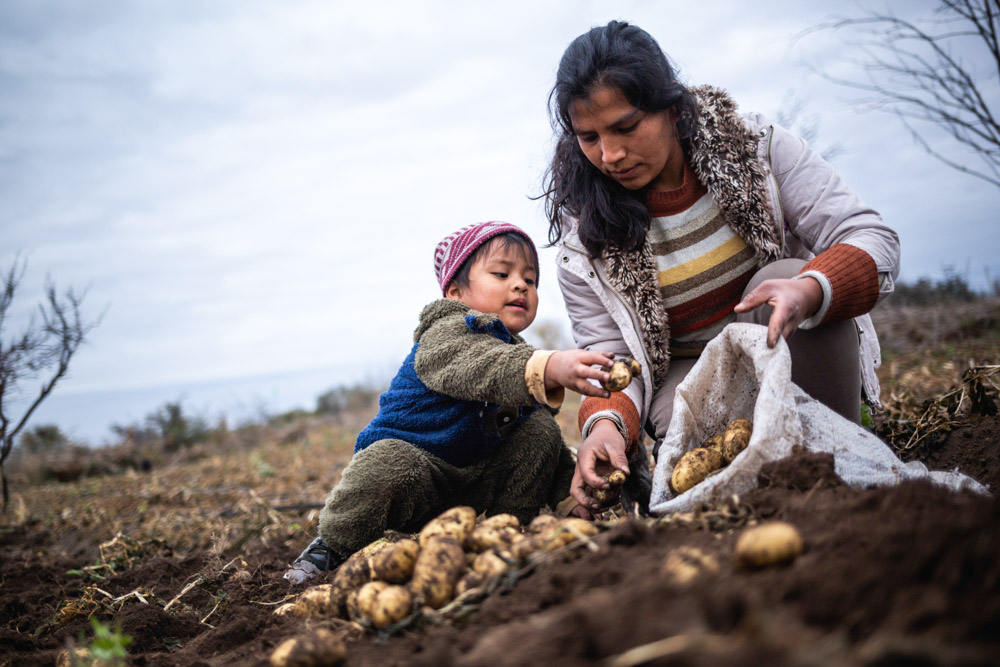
[446,241,538,335]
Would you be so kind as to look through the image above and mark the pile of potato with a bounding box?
[278,507,599,632]
[670,419,753,495]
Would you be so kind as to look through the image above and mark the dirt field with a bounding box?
[2,314,998,666]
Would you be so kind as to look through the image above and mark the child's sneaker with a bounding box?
[283,536,339,585]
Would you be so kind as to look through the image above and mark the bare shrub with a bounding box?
[0,258,100,509]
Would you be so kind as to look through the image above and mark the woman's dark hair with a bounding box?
[542,21,698,258]
[450,232,539,291]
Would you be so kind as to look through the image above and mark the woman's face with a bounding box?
[568,84,685,191]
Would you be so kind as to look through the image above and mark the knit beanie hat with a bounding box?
[433,221,538,295]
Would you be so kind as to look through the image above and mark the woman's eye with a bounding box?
[619,123,639,134]
[577,134,597,144]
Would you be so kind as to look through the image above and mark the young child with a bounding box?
[284,221,614,584]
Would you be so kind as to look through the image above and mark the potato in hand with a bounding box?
[601,359,642,392]
[589,469,627,507]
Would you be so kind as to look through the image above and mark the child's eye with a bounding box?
[525,278,536,286]
[493,272,508,279]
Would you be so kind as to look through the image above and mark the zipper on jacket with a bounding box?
[562,242,656,374]
[764,125,786,255]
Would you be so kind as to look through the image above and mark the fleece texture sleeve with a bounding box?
[413,303,537,406]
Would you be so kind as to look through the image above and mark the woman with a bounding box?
[543,21,900,513]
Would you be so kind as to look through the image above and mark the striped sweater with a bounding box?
[646,162,757,358]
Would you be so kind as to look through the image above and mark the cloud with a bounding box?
[1,0,996,442]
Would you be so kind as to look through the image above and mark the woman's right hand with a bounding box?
[570,419,629,510]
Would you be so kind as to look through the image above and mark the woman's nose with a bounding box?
[601,138,625,164]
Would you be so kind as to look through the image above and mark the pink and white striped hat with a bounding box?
[433,221,538,295]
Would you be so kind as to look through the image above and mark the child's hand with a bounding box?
[544,350,614,397]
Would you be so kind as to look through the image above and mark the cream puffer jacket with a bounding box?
[555,86,900,440]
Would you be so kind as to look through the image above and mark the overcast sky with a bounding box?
[2,0,997,443]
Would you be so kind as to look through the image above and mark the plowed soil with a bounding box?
[2,415,998,666]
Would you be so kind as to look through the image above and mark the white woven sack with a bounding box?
[649,323,989,516]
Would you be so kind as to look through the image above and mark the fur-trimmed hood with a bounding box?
[602,85,781,387]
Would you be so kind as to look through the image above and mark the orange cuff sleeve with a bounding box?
[578,393,642,450]
[800,244,879,323]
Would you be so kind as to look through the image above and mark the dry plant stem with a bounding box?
[112,590,149,605]
[895,365,999,452]
[164,578,204,612]
[250,594,298,607]
[201,597,223,625]
[606,633,726,667]
[164,556,243,611]
[800,478,824,508]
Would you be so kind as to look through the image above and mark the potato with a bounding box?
[670,447,726,495]
[472,550,510,578]
[513,517,599,559]
[465,524,521,553]
[527,514,560,534]
[721,429,750,463]
[328,551,376,618]
[418,506,477,548]
[662,546,720,584]
[590,469,626,507]
[510,533,547,560]
[409,535,466,608]
[370,585,413,629]
[272,602,297,616]
[455,570,486,596]
[601,359,642,392]
[348,580,389,620]
[734,522,803,568]
[270,628,346,667]
[703,434,724,452]
[478,513,521,530]
[721,419,753,463]
[727,418,753,433]
[293,584,338,617]
[558,517,599,542]
[370,539,420,584]
[337,543,382,588]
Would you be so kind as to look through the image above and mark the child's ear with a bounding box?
[445,282,463,301]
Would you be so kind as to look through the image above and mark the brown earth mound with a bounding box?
[2,414,997,666]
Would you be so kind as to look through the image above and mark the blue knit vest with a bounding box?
[354,315,538,467]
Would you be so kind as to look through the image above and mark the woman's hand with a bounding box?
[570,419,629,510]
[733,276,823,348]
[544,349,614,397]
